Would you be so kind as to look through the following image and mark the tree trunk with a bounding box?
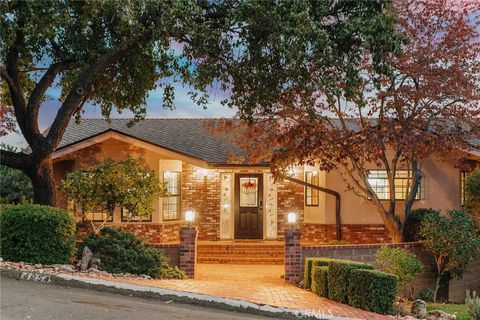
[384,218,403,242]
[29,158,56,206]
[433,274,441,302]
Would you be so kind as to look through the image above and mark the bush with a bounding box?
[403,208,439,242]
[375,246,423,296]
[311,266,329,297]
[348,269,398,314]
[79,227,184,279]
[419,287,434,302]
[327,260,374,303]
[466,290,480,320]
[303,257,331,289]
[0,204,76,264]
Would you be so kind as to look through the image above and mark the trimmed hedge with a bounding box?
[348,269,398,314]
[303,257,331,289]
[0,204,76,264]
[311,266,329,297]
[327,260,374,303]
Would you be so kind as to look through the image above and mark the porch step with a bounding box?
[196,242,285,265]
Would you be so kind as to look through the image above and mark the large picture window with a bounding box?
[367,170,422,200]
[162,171,181,221]
[305,171,319,206]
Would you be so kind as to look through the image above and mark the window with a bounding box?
[121,207,152,222]
[84,208,112,222]
[367,170,422,200]
[162,171,181,221]
[305,171,319,206]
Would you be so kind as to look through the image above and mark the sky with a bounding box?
[1,81,237,148]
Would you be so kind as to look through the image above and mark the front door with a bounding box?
[234,174,263,239]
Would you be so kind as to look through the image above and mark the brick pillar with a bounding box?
[284,228,302,285]
[179,226,197,278]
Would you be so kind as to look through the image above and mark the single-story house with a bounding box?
[52,118,480,245]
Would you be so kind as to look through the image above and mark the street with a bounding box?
[0,277,272,320]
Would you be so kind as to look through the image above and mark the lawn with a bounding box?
[426,303,470,320]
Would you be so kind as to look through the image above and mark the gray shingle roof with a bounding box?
[56,119,253,165]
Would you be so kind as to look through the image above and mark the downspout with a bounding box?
[283,176,342,241]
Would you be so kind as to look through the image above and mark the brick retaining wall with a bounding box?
[301,224,391,244]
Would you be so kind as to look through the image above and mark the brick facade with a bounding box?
[121,223,181,243]
[301,223,391,244]
[181,163,221,241]
[276,177,305,240]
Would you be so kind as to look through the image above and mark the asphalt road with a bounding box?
[0,277,272,320]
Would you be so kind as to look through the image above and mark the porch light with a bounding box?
[185,210,196,226]
[287,212,297,225]
[286,166,296,178]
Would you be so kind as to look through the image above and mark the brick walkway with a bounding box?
[114,264,391,320]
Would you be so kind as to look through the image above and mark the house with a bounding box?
[52,118,480,246]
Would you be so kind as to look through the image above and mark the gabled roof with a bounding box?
[55,118,255,166]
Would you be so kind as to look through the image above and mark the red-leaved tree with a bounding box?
[213,0,480,241]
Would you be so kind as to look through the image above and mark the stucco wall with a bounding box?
[321,157,462,225]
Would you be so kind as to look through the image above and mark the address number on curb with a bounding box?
[20,272,51,283]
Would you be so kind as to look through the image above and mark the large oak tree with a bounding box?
[1,0,406,207]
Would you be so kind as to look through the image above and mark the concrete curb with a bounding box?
[0,268,358,320]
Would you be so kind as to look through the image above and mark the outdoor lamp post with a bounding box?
[287,212,297,228]
[185,210,196,227]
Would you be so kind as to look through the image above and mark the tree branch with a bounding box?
[45,32,153,152]
[0,149,30,171]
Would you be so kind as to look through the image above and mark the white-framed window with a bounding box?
[121,207,152,222]
[162,171,181,221]
[305,171,319,206]
[367,170,422,200]
[84,208,112,222]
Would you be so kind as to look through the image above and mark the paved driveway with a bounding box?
[0,276,271,320]
[113,264,391,320]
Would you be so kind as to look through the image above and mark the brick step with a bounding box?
[197,245,284,250]
[197,256,284,265]
[197,251,284,257]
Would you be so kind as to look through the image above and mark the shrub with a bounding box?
[327,260,374,303]
[78,227,184,279]
[466,290,480,320]
[348,269,398,314]
[0,204,76,264]
[403,208,439,242]
[375,246,423,297]
[420,209,480,301]
[311,266,329,297]
[419,287,434,302]
[303,257,331,289]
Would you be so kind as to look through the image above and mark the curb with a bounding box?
[0,268,357,320]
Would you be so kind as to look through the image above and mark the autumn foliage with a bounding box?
[212,0,480,241]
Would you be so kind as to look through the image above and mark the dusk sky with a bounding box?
[1,80,237,148]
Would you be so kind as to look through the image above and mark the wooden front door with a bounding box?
[234,174,263,239]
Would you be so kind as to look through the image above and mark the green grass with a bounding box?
[427,303,470,320]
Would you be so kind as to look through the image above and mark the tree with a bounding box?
[60,157,164,233]
[464,168,480,228]
[212,0,480,241]
[0,0,233,205]
[420,209,480,302]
